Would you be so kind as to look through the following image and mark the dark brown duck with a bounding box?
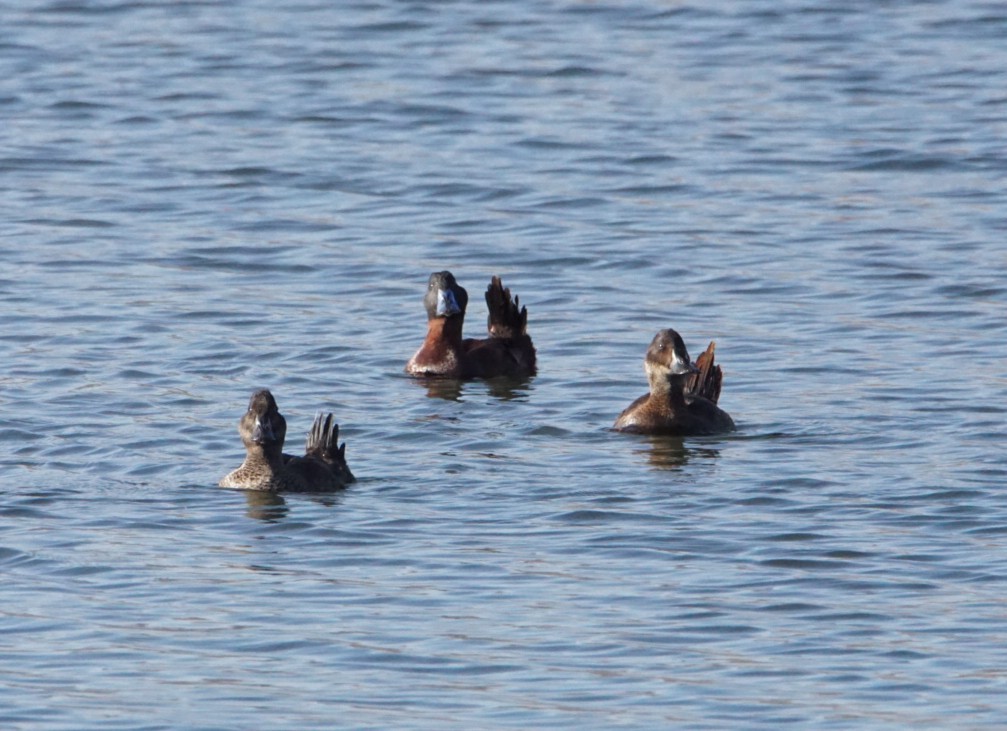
[614,328,734,436]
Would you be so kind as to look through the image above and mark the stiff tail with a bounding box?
[687,341,724,404]
[304,412,354,483]
[305,413,342,462]
[485,276,528,339]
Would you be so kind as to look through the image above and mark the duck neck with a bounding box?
[426,314,465,350]
[649,372,689,410]
[243,442,284,473]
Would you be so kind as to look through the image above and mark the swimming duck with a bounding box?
[219,389,354,491]
[613,329,735,436]
[405,271,537,379]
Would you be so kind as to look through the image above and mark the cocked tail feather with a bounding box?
[305,412,354,483]
[687,341,724,405]
[485,276,528,339]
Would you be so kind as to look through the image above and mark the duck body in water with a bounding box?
[219,389,354,491]
[614,329,734,436]
[405,271,536,379]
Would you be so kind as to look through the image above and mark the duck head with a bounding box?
[644,328,698,383]
[423,270,468,320]
[239,388,287,451]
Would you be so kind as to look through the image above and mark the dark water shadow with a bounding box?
[638,434,690,470]
[483,375,535,401]
[408,374,535,402]
[241,489,346,522]
[243,490,289,521]
[623,434,727,471]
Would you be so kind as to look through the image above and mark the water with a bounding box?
[2,0,1007,728]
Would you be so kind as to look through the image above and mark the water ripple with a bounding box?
[2,0,1007,729]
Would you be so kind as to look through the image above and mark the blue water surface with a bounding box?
[2,1,1007,728]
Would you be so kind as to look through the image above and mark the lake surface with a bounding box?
[3,1,1007,728]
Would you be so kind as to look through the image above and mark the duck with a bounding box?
[405,271,536,379]
[613,328,735,436]
[219,389,354,491]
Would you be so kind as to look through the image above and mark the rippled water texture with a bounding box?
[2,1,1007,728]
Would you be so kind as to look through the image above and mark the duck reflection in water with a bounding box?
[636,434,724,470]
[242,489,288,522]
[410,373,535,402]
[241,489,345,522]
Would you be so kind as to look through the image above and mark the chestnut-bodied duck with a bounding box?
[614,328,734,436]
[405,270,536,379]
